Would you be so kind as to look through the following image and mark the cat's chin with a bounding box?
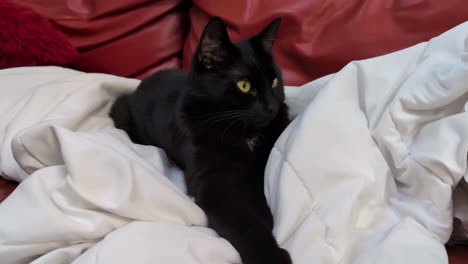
[253,118,274,129]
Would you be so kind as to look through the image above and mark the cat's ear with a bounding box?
[254,18,282,52]
[197,17,232,69]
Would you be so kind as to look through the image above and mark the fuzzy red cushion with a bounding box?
[0,0,78,69]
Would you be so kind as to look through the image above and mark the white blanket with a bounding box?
[0,22,467,264]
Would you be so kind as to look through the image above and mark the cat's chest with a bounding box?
[245,136,259,152]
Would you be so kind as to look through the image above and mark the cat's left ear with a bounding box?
[254,18,282,52]
[197,17,232,69]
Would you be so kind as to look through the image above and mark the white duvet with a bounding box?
[0,22,468,264]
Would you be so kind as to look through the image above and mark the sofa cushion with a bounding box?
[183,0,468,85]
[13,0,189,79]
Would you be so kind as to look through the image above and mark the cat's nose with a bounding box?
[265,104,279,115]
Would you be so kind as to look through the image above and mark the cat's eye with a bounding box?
[237,80,251,93]
[272,78,279,88]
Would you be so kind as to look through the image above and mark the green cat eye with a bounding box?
[237,80,251,93]
[272,78,279,88]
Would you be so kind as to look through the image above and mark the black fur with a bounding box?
[110,17,291,264]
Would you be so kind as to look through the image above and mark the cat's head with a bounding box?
[186,17,284,134]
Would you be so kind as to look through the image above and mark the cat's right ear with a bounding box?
[197,17,232,69]
[254,18,282,52]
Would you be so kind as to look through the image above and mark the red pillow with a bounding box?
[0,0,78,69]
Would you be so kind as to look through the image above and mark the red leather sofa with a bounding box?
[2,0,468,262]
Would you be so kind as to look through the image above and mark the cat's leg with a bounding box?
[246,181,274,231]
[192,174,292,264]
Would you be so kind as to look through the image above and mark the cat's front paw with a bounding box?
[273,248,292,264]
[243,246,292,264]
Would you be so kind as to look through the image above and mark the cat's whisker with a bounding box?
[192,111,241,121]
[207,110,245,116]
[193,115,236,128]
[210,116,245,130]
[193,112,249,129]
[221,117,246,142]
[192,111,247,120]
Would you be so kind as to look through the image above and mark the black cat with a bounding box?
[110,17,292,264]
